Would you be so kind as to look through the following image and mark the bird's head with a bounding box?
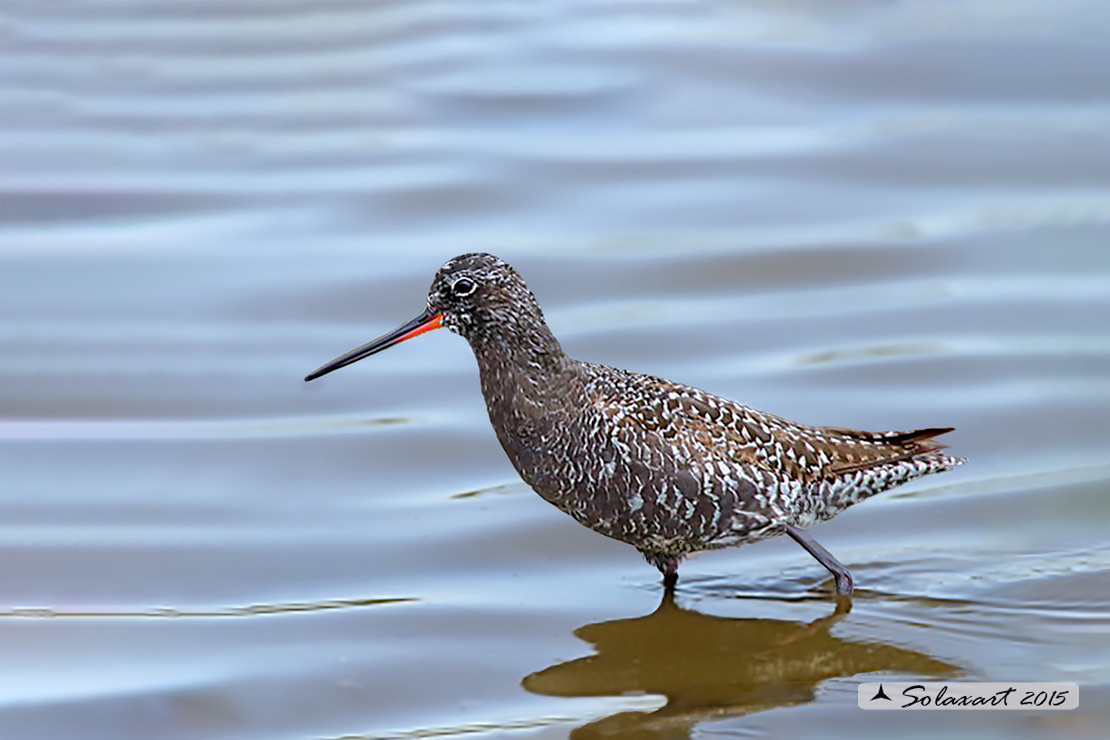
[304,253,554,382]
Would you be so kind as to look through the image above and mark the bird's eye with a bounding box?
[452,278,477,297]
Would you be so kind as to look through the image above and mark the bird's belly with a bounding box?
[496,422,786,553]
[534,463,774,554]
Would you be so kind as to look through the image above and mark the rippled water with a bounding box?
[3,1,1110,738]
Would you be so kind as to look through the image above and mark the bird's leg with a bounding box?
[642,550,681,592]
[784,524,854,596]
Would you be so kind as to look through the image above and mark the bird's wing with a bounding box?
[588,366,953,484]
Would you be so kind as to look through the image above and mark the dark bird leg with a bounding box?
[642,550,681,592]
[784,524,854,596]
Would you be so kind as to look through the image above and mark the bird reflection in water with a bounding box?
[523,592,959,739]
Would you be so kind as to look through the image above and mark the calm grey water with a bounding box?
[2,1,1110,739]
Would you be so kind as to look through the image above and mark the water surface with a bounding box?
[2,1,1110,738]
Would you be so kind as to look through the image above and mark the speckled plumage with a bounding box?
[306,253,965,595]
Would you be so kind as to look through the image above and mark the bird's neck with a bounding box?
[471,321,570,401]
[469,322,584,451]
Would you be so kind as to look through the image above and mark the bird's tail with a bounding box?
[828,427,964,476]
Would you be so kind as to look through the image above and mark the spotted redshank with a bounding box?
[306,253,964,595]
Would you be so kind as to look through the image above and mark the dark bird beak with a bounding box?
[304,308,444,382]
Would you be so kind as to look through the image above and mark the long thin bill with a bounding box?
[304,308,443,382]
